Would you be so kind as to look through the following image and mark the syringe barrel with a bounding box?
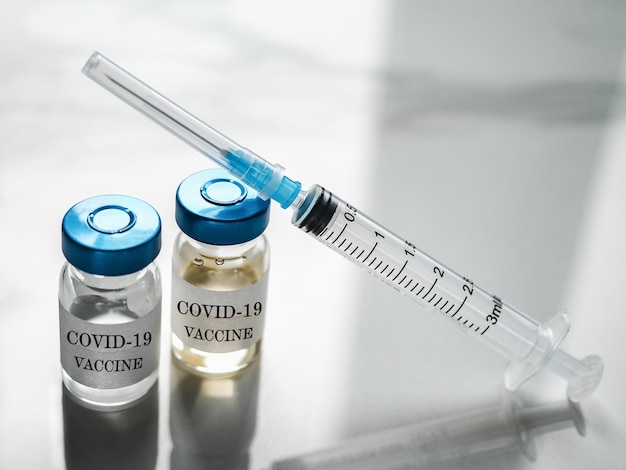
[292,185,582,392]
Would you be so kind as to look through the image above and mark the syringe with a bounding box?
[82,52,603,401]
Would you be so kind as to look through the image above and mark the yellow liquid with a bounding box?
[171,236,268,377]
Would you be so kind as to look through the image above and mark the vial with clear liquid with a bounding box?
[59,195,162,410]
[171,169,270,376]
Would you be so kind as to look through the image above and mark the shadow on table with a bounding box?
[62,382,159,470]
[169,358,261,470]
[271,392,585,470]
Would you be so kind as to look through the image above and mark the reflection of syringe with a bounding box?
[270,395,585,469]
[82,52,603,401]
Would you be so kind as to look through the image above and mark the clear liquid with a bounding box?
[71,294,139,323]
[59,264,161,410]
[171,235,268,377]
[61,296,159,410]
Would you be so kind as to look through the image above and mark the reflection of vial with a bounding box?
[171,169,270,376]
[59,195,162,410]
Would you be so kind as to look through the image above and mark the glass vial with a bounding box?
[59,195,162,410]
[171,168,270,376]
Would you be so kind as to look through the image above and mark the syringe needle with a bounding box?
[82,52,303,209]
[83,53,239,174]
[104,73,224,155]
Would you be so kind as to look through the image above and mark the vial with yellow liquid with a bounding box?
[171,169,270,376]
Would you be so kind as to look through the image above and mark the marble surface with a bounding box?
[1,1,626,468]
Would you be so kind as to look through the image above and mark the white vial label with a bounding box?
[59,302,161,389]
[171,273,268,353]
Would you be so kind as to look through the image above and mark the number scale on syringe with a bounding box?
[293,186,540,362]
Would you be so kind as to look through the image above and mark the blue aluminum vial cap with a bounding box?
[175,169,270,245]
[61,195,162,276]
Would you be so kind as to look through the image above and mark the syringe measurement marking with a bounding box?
[452,297,467,317]
[421,279,438,299]
[323,215,491,336]
[362,243,378,263]
[392,261,408,281]
[332,225,348,244]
